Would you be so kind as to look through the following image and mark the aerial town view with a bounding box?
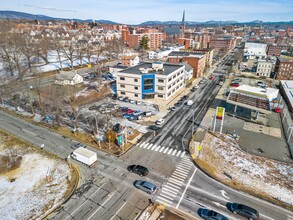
[0,0,293,220]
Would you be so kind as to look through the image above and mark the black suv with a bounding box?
[127,165,149,176]
[148,125,162,131]
[231,203,259,220]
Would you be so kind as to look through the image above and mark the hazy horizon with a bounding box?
[1,0,293,24]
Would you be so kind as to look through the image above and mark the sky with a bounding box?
[1,0,293,24]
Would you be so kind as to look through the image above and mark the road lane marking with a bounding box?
[159,146,165,152]
[170,175,184,182]
[162,188,178,195]
[175,167,189,174]
[168,179,183,186]
[176,168,197,208]
[163,184,178,192]
[154,145,161,151]
[109,201,127,220]
[143,143,149,148]
[146,144,153,149]
[65,182,107,220]
[176,151,182,157]
[172,172,188,179]
[139,142,145,148]
[180,152,186,157]
[167,148,173,154]
[87,193,114,220]
[163,147,169,153]
[151,144,157,150]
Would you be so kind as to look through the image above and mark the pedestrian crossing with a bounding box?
[136,141,185,157]
[156,156,194,207]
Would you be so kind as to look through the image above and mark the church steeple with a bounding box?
[181,10,185,38]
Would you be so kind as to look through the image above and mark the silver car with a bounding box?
[134,180,157,194]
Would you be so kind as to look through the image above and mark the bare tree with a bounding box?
[50,36,64,70]
[63,41,76,69]
[34,37,50,65]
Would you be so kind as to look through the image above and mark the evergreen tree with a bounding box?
[139,35,149,50]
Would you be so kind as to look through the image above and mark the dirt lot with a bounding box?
[193,132,293,210]
[0,130,75,219]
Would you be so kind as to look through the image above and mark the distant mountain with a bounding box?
[0,10,117,24]
[139,20,238,26]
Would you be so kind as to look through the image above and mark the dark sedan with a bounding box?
[148,125,162,131]
[231,203,259,220]
[198,208,228,220]
[127,165,149,176]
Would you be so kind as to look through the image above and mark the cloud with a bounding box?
[23,4,77,13]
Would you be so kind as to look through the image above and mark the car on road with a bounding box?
[134,180,157,194]
[127,165,149,176]
[129,99,135,104]
[148,125,162,131]
[198,208,228,220]
[209,76,214,80]
[231,203,259,220]
[71,142,87,149]
[156,118,165,125]
[191,86,198,92]
[170,106,178,111]
[218,81,223,86]
[186,100,193,106]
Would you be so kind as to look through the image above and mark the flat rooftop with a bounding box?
[168,51,204,58]
[281,80,293,106]
[119,62,184,75]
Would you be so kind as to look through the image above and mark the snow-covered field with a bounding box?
[197,132,293,206]
[0,140,72,220]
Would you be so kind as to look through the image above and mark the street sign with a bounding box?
[216,107,225,120]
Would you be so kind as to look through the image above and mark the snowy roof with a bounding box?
[235,85,278,99]
[56,71,77,80]
[280,80,293,107]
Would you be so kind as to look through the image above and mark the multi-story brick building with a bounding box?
[275,57,293,80]
[209,37,236,51]
[116,62,185,101]
[167,51,206,78]
[267,44,283,56]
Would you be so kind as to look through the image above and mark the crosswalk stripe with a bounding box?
[287,215,293,220]
[163,184,178,192]
[167,148,173,155]
[176,151,182,157]
[154,145,161,151]
[151,144,157,150]
[180,160,193,166]
[147,144,153,149]
[170,175,184,182]
[166,182,181,189]
[143,143,149,148]
[162,188,178,196]
[173,172,188,179]
[175,167,189,173]
[169,178,183,186]
[169,177,184,183]
[158,193,174,201]
[163,147,169,153]
[159,146,165,152]
[172,149,177,156]
[139,142,145,148]
[172,172,187,179]
[180,151,186,158]
[156,198,172,205]
[177,165,192,170]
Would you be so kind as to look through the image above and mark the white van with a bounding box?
[186,100,193,106]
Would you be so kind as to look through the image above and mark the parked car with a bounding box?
[218,81,223,86]
[231,203,259,220]
[123,114,137,121]
[120,106,128,112]
[143,111,152,116]
[129,99,135,104]
[88,105,99,110]
[231,82,240,87]
[113,123,123,133]
[148,125,162,131]
[198,208,228,220]
[170,106,178,111]
[134,180,157,194]
[233,78,242,82]
[156,118,165,125]
[118,96,124,101]
[182,95,189,100]
[125,109,135,114]
[186,100,193,106]
[136,100,142,105]
[123,97,129,102]
[127,165,149,176]
[209,76,214,80]
[133,110,142,115]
